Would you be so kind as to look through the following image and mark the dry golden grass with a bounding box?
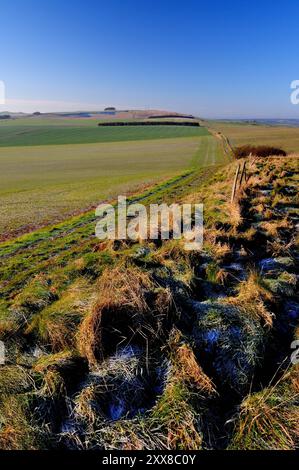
[73,385,101,426]
[260,217,291,237]
[253,203,265,214]
[33,350,74,373]
[150,240,195,287]
[151,380,203,450]
[247,175,263,189]
[0,395,45,450]
[266,238,295,257]
[228,200,243,229]
[41,368,65,398]
[263,208,276,220]
[77,264,171,366]
[229,366,299,450]
[227,271,274,327]
[169,329,216,395]
[176,345,215,393]
[0,366,33,395]
[0,314,18,337]
[251,194,271,207]
[146,330,215,450]
[204,228,232,258]
[240,226,257,241]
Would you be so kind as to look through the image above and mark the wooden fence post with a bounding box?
[231,164,240,203]
[239,161,246,188]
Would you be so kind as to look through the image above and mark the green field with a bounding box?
[0,120,209,147]
[207,120,299,153]
[0,132,225,237]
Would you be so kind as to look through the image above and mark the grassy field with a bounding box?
[0,116,297,451]
[208,120,299,153]
[191,134,225,166]
[0,120,209,147]
[0,133,225,237]
[0,155,297,450]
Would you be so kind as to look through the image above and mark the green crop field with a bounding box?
[0,119,209,147]
[208,120,299,153]
[191,133,225,166]
[0,132,225,238]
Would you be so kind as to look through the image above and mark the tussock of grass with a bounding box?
[26,279,94,351]
[271,193,293,209]
[144,330,214,449]
[229,366,299,450]
[150,381,203,449]
[204,233,232,260]
[260,218,291,237]
[168,329,216,395]
[73,385,103,427]
[0,300,19,337]
[192,300,265,393]
[263,208,276,220]
[0,366,34,395]
[32,351,86,428]
[37,368,66,401]
[33,350,75,373]
[205,261,228,285]
[77,265,172,366]
[251,194,271,206]
[32,350,83,409]
[12,274,57,316]
[228,200,243,229]
[264,271,297,297]
[267,238,295,257]
[0,394,47,450]
[240,226,257,241]
[227,272,274,327]
[253,203,265,214]
[150,240,195,287]
[73,346,157,428]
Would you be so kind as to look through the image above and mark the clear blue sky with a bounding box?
[1,0,298,118]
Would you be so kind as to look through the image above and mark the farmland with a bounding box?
[208,120,299,153]
[0,114,298,452]
[0,120,224,238]
[1,0,299,453]
[0,119,209,147]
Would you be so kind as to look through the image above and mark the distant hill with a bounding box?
[1,109,195,121]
